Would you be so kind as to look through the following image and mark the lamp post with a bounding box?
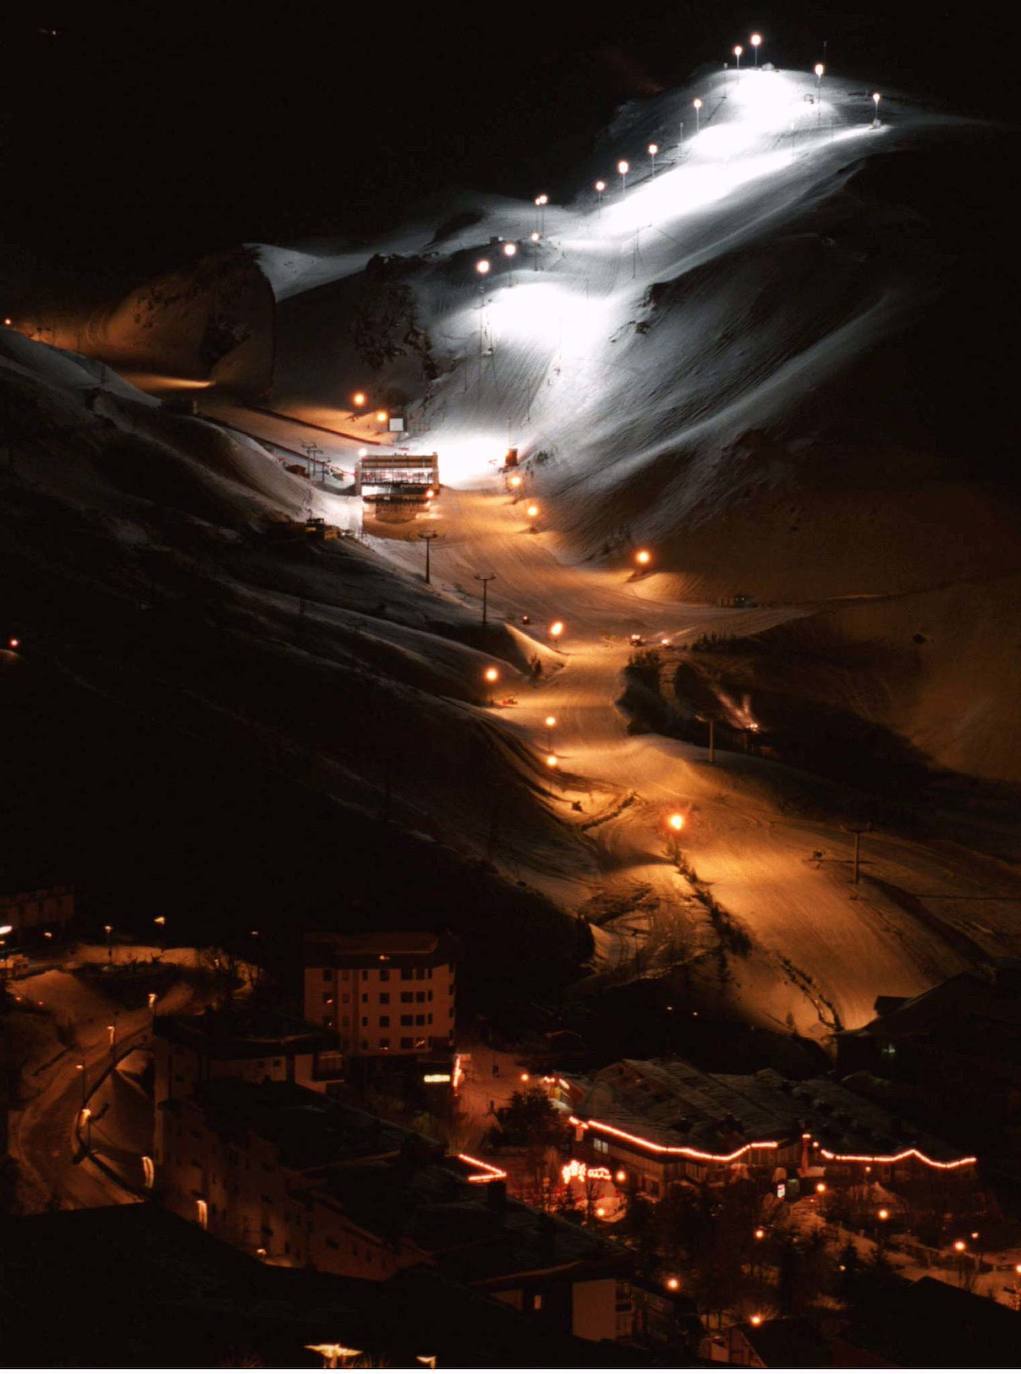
[76,1061,87,1110]
[419,529,439,584]
[475,259,490,357]
[693,97,703,135]
[526,502,540,532]
[534,193,548,236]
[733,44,743,75]
[544,714,557,752]
[617,159,629,195]
[647,142,658,176]
[750,32,762,65]
[154,914,166,954]
[872,91,881,127]
[104,924,113,963]
[634,548,652,575]
[548,620,564,647]
[666,812,685,862]
[483,666,500,704]
[594,179,606,214]
[474,573,496,628]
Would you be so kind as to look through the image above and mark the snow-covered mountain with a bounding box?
[5,64,1020,1039]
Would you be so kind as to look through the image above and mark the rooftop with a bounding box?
[156,1007,336,1061]
[566,1057,968,1165]
[179,1077,415,1170]
[304,930,452,964]
[840,970,1021,1067]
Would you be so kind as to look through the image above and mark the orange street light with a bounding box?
[750,1314,763,1327]
[508,473,523,489]
[544,714,557,750]
[352,391,367,407]
[545,753,559,769]
[526,502,539,519]
[375,409,388,424]
[484,667,500,683]
[878,1208,890,1222]
[953,1239,966,1252]
[666,1276,680,1291]
[667,811,685,860]
[754,1227,766,1240]
[815,1182,827,1194]
[548,620,564,640]
[615,1169,627,1183]
[634,548,652,569]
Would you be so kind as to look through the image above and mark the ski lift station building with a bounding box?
[356,452,439,503]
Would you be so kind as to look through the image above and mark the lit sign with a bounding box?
[560,1159,614,1185]
[423,1073,451,1084]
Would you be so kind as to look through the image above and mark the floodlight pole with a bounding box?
[420,529,439,584]
[474,573,496,628]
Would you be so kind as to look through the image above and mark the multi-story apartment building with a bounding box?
[157,1077,634,1344]
[303,932,455,1062]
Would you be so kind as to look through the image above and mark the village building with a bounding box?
[153,1009,344,1160]
[303,931,456,1075]
[546,1057,975,1200]
[836,964,1021,1165]
[0,882,73,935]
[156,1076,634,1344]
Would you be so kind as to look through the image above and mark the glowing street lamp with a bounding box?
[667,811,685,861]
[544,713,557,750]
[733,44,743,73]
[815,61,825,92]
[375,410,388,425]
[953,1239,967,1253]
[617,159,629,195]
[634,547,652,571]
[545,753,559,769]
[872,91,881,127]
[750,32,762,65]
[502,241,517,258]
[483,665,500,703]
[103,923,113,962]
[754,1227,766,1241]
[877,1208,890,1222]
[665,1276,680,1291]
[534,193,548,235]
[750,1314,763,1327]
[526,501,540,532]
[594,178,606,213]
[153,913,166,955]
[476,258,491,278]
[548,620,564,642]
[693,97,703,134]
[647,142,659,176]
[352,390,367,408]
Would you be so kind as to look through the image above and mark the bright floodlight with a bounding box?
[476,258,490,275]
[617,160,629,175]
[502,242,517,257]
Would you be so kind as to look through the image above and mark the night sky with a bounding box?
[0,2,1011,278]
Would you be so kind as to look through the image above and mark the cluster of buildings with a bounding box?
[544,1054,976,1209]
[149,928,638,1350]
